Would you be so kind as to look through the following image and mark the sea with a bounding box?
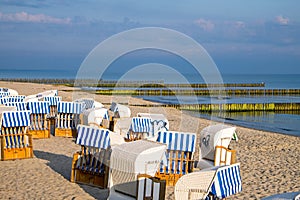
[1,69,300,137]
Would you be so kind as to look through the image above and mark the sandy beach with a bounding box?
[0,81,299,200]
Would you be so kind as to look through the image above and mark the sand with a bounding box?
[0,81,299,200]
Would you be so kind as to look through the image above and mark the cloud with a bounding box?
[0,12,71,24]
[194,18,215,31]
[275,15,289,25]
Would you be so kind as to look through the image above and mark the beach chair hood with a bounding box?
[200,124,236,161]
[110,140,167,187]
[81,107,109,126]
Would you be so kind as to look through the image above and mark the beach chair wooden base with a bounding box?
[29,129,50,139]
[54,128,77,138]
[0,134,33,161]
[71,152,109,188]
[1,146,33,161]
[155,173,182,186]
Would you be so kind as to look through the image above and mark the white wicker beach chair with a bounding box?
[175,163,242,200]
[109,140,167,198]
[55,101,85,137]
[112,117,132,138]
[156,131,197,186]
[81,107,110,129]
[198,124,237,169]
[27,101,51,139]
[110,103,131,118]
[0,110,33,160]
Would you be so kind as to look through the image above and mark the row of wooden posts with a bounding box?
[95,89,300,96]
[129,103,300,112]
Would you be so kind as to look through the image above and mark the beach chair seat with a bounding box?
[127,117,153,141]
[55,101,85,137]
[27,101,51,139]
[109,140,167,198]
[71,125,124,188]
[175,163,242,200]
[0,111,33,160]
[156,131,197,186]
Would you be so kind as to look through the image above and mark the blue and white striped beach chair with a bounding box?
[1,95,25,104]
[55,101,85,137]
[27,101,51,138]
[127,117,153,141]
[71,124,113,188]
[174,163,242,200]
[0,111,33,160]
[44,96,62,117]
[209,163,242,199]
[156,131,197,186]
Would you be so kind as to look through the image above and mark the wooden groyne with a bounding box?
[129,103,300,112]
[95,88,300,96]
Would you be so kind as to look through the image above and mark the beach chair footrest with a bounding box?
[54,128,77,138]
[155,172,183,186]
[29,129,50,139]
[74,169,108,188]
[1,147,33,161]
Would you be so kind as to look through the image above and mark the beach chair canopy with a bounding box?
[24,90,57,102]
[74,98,95,109]
[199,124,236,161]
[110,102,131,118]
[0,96,25,104]
[1,111,31,128]
[110,140,167,185]
[27,101,50,114]
[137,113,169,131]
[76,124,124,148]
[81,107,109,127]
[43,96,62,106]
[0,88,18,96]
[57,101,85,114]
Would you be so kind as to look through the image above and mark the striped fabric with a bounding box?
[4,102,27,111]
[76,125,110,149]
[0,92,10,97]
[1,111,31,128]
[157,131,197,152]
[75,99,95,109]
[44,96,62,106]
[27,101,50,114]
[3,96,25,103]
[210,163,242,199]
[57,101,85,114]
[130,117,153,133]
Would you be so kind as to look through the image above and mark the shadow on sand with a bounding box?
[34,150,109,200]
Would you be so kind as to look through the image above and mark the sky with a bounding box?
[1,0,300,76]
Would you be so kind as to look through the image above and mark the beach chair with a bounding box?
[27,101,51,139]
[198,124,237,169]
[112,117,132,138]
[155,131,197,186]
[55,101,85,137]
[137,113,169,131]
[109,140,167,199]
[110,102,131,118]
[174,163,242,200]
[0,110,33,161]
[43,96,62,136]
[71,124,124,188]
[80,107,110,129]
[24,90,58,102]
[43,96,62,117]
[127,117,153,141]
[0,95,25,104]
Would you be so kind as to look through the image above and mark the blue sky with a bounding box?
[1,0,300,75]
